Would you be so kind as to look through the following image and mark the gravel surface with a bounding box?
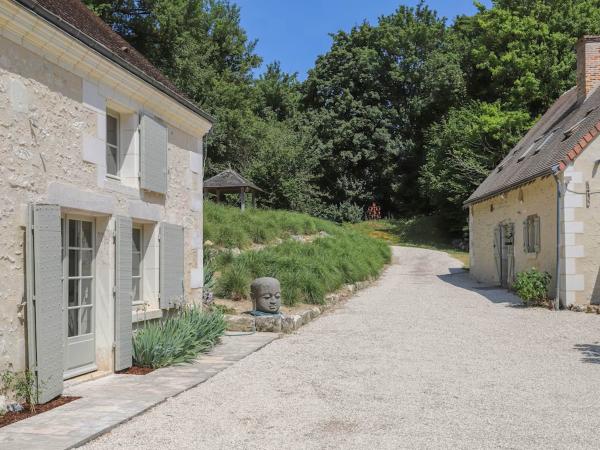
[84,247,600,449]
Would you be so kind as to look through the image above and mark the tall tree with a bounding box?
[420,102,532,232]
[302,3,465,216]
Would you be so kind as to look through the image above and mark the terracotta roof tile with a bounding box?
[466,86,600,204]
[15,0,213,122]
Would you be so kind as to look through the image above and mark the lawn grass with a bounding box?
[207,206,392,306]
[351,216,469,267]
[203,201,338,249]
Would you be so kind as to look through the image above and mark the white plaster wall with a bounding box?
[0,34,205,372]
[469,176,558,295]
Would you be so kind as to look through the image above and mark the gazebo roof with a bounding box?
[203,169,263,193]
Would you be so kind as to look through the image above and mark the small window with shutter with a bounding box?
[523,215,541,253]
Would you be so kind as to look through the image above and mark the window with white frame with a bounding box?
[132,226,143,305]
[523,215,540,253]
[106,110,120,177]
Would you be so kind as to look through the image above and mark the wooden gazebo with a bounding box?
[203,169,263,210]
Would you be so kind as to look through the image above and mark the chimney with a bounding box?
[577,36,600,103]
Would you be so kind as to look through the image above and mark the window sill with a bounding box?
[104,177,140,197]
[132,308,163,323]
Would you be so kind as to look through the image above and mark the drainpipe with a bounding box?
[551,164,562,310]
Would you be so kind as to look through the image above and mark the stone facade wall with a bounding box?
[0,34,206,372]
[469,176,558,294]
[565,137,600,305]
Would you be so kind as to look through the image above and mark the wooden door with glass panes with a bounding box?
[63,217,96,378]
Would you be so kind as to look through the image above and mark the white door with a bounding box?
[63,217,96,379]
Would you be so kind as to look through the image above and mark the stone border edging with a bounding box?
[224,279,374,333]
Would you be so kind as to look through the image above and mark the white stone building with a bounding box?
[0,0,212,402]
[466,36,600,310]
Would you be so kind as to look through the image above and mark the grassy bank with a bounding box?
[204,201,338,249]
[351,216,469,267]
[205,202,391,306]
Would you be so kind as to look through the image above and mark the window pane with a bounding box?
[132,278,141,303]
[132,253,141,277]
[132,228,141,253]
[81,221,93,249]
[107,115,118,146]
[68,309,79,337]
[81,249,93,276]
[68,279,78,307]
[68,220,79,248]
[81,278,92,305]
[106,145,118,176]
[69,250,79,277]
[80,306,92,335]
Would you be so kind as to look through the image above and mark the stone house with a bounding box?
[466,36,600,310]
[0,0,212,402]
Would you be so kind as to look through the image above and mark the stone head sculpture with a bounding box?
[251,277,281,313]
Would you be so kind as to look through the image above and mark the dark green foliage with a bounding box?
[513,268,552,305]
[302,4,465,215]
[133,306,226,368]
[420,102,532,232]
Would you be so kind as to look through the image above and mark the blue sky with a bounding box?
[234,0,492,80]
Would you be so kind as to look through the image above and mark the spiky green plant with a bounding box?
[133,306,226,368]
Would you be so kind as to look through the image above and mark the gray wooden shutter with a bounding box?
[27,204,63,403]
[114,216,133,371]
[140,114,168,194]
[507,223,515,285]
[534,216,541,253]
[160,223,184,309]
[523,220,529,253]
[493,226,502,283]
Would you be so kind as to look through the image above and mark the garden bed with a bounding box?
[0,396,80,429]
[116,366,155,376]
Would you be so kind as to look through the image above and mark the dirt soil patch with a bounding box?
[0,396,80,429]
[116,366,155,375]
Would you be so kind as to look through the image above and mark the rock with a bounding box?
[300,309,312,325]
[255,315,282,333]
[204,240,214,247]
[290,235,304,242]
[318,231,330,237]
[7,402,23,413]
[281,314,302,333]
[230,247,241,256]
[309,306,321,318]
[225,315,254,332]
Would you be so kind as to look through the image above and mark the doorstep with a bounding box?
[0,332,279,450]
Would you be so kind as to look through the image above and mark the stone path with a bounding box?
[82,247,600,449]
[0,332,278,449]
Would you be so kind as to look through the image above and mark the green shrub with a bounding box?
[215,261,252,300]
[513,268,551,305]
[215,229,391,306]
[133,306,226,368]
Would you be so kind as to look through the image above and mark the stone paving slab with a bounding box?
[0,332,278,450]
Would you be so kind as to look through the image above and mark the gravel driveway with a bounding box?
[84,247,600,449]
